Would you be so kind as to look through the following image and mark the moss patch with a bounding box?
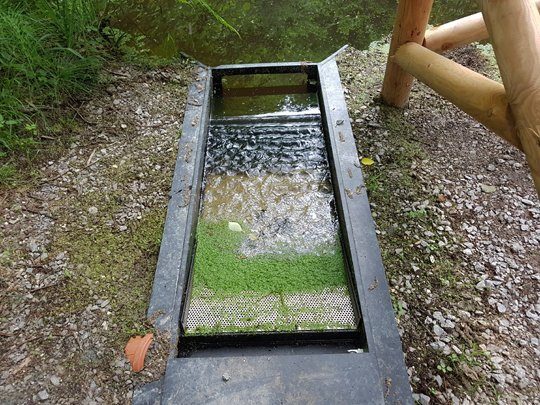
[191,220,347,297]
[53,208,165,340]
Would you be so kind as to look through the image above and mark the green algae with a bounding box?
[190,220,348,298]
[53,207,166,340]
[188,320,354,335]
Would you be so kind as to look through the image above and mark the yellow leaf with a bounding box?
[361,157,375,166]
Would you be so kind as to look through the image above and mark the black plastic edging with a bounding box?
[137,58,412,405]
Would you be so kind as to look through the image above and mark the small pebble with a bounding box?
[38,390,49,401]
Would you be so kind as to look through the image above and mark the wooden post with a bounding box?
[425,0,540,53]
[393,43,521,150]
[482,0,540,194]
[381,0,434,107]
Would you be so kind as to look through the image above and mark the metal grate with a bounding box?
[185,287,356,334]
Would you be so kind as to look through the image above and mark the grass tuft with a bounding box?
[0,0,107,183]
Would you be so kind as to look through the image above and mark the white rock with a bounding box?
[412,393,431,405]
[481,184,497,193]
[433,324,445,337]
[492,373,506,385]
[38,390,49,401]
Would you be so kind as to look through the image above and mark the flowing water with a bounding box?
[111,0,478,65]
[184,77,357,334]
[110,1,477,334]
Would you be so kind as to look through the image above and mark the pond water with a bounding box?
[111,0,478,65]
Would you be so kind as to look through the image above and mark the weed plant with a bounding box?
[0,0,107,184]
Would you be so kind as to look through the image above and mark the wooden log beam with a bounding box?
[425,0,540,53]
[424,12,487,52]
[381,0,434,107]
[392,43,522,150]
[482,0,540,194]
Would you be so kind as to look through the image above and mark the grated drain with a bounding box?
[184,111,359,335]
[185,287,356,334]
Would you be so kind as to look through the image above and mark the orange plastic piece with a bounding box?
[124,333,153,372]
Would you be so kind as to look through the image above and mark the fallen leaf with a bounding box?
[361,157,375,166]
[124,333,153,372]
[228,222,243,232]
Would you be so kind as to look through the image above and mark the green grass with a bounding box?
[0,163,17,186]
[0,0,110,183]
[191,220,347,297]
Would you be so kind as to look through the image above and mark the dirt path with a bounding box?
[1,45,539,404]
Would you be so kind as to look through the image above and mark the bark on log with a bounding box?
[482,0,540,194]
[381,0,434,107]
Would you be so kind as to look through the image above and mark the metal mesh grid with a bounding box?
[185,286,356,334]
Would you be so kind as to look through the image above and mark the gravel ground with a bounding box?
[0,44,539,404]
[1,61,193,404]
[338,44,539,403]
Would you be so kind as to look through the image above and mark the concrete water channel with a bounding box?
[135,52,411,404]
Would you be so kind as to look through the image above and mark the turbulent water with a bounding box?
[202,118,339,256]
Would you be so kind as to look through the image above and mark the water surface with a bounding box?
[111,0,478,65]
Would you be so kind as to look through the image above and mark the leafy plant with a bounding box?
[178,0,240,36]
[0,0,108,183]
[407,209,427,219]
[437,359,453,374]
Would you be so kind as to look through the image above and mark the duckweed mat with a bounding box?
[185,221,357,334]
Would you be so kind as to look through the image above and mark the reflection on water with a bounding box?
[110,0,478,65]
[213,93,319,117]
[214,73,318,117]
